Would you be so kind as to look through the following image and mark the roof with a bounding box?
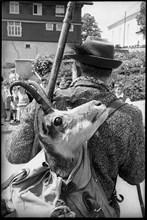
[108,2,141,29]
[75,1,93,5]
[33,1,93,5]
[108,11,139,30]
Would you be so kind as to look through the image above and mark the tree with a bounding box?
[81,13,102,41]
[136,1,146,36]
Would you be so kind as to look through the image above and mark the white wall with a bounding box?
[2,41,71,66]
[107,17,145,47]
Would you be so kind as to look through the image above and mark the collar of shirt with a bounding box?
[116,93,124,98]
[70,76,109,91]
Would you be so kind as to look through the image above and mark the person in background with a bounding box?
[40,78,48,92]
[1,76,6,125]
[114,82,131,104]
[10,86,19,124]
[72,60,82,81]
[59,77,67,89]
[9,68,19,84]
[16,86,30,123]
[2,81,11,121]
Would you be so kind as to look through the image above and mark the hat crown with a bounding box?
[83,36,115,59]
[68,36,122,69]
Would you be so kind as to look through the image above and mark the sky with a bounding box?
[82,1,141,38]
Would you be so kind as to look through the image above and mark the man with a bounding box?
[53,36,145,216]
[5,37,145,217]
[40,78,48,91]
[114,82,131,103]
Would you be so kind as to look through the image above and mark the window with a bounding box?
[33,3,42,15]
[56,23,73,32]
[9,1,19,14]
[127,24,130,44]
[7,21,22,37]
[55,5,65,17]
[25,44,30,49]
[69,24,74,32]
[46,23,53,31]
[119,27,121,43]
[56,23,62,31]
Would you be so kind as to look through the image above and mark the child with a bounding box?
[114,82,131,104]
[3,81,11,121]
[10,86,19,124]
[1,76,6,125]
[40,78,48,92]
[16,87,30,123]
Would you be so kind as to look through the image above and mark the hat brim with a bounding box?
[68,54,122,69]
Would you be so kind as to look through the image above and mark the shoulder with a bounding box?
[107,103,144,131]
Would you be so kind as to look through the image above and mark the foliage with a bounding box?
[114,50,145,71]
[136,1,146,36]
[108,70,145,101]
[32,54,54,77]
[81,13,102,41]
[59,61,73,78]
[32,50,145,101]
[108,50,145,101]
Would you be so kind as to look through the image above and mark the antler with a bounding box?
[10,81,53,114]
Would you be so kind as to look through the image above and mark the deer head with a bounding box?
[10,81,108,178]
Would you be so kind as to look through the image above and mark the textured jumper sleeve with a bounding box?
[119,107,145,184]
[5,100,39,164]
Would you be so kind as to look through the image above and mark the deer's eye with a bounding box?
[54,117,62,126]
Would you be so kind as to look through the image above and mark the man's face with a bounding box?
[115,86,123,96]
[42,81,47,88]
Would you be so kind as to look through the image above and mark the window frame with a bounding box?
[56,23,74,32]
[69,24,74,32]
[25,43,31,49]
[56,23,62,31]
[33,3,42,16]
[7,21,22,37]
[55,5,65,17]
[9,1,19,14]
[46,23,54,31]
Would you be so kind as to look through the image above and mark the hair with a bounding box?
[76,62,112,78]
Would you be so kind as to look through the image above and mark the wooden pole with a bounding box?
[46,2,75,100]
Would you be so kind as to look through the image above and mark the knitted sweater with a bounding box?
[5,76,145,216]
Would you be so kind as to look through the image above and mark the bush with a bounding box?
[32,50,145,101]
[115,50,145,71]
[58,61,73,79]
[111,50,145,101]
[32,54,54,77]
[108,70,145,101]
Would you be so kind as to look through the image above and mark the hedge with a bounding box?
[33,50,145,101]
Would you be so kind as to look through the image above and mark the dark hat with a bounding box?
[68,36,122,69]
